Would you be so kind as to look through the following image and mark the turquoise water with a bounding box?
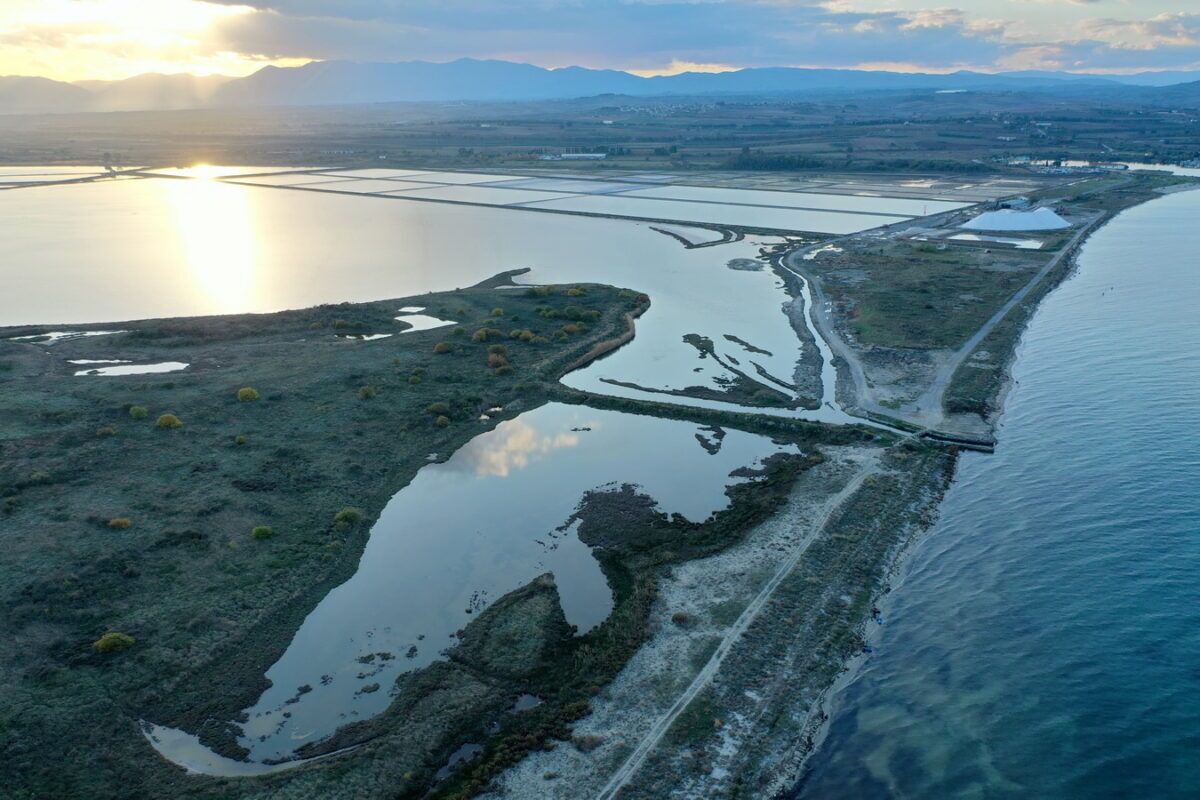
[796,188,1200,798]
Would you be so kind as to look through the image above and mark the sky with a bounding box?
[2,0,1199,83]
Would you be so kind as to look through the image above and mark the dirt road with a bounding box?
[593,458,879,800]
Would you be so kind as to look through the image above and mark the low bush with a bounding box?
[490,308,505,317]
[155,413,183,429]
[96,425,117,437]
[573,734,604,753]
[107,518,132,530]
[356,386,378,400]
[434,415,451,428]
[433,342,453,354]
[334,507,363,525]
[487,344,507,355]
[251,525,274,540]
[472,328,504,342]
[237,387,260,402]
[128,405,148,420]
[93,631,135,654]
[426,401,451,415]
[234,434,247,445]
[671,611,692,626]
[566,287,585,297]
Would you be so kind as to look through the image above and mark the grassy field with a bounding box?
[810,240,1044,350]
[0,280,643,798]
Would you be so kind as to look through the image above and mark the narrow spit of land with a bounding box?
[780,171,1196,439]
[594,460,879,800]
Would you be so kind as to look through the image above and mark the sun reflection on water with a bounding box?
[166,166,257,312]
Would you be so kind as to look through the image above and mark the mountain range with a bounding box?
[3,59,1199,115]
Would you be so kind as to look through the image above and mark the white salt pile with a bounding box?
[962,207,1070,232]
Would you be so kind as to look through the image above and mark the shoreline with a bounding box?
[779,180,1179,797]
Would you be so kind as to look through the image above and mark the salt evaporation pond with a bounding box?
[148,402,802,769]
[0,177,816,410]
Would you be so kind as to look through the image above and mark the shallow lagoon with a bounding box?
[0,176,814,408]
[149,402,801,766]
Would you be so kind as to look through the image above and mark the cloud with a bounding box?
[202,0,1018,71]
[7,0,1200,80]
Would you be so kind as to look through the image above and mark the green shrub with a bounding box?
[426,402,451,415]
[435,415,451,428]
[487,352,509,369]
[237,387,260,402]
[472,327,503,342]
[334,507,363,525]
[251,525,274,540]
[408,376,422,385]
[96,425,117,437]
[452,326,466,336]
[490,308,505,317]
[433,342,453,354]
[93,631,135,654]
[356,386,378,400]
[487,344,507,355]
[234,434,247,445]
[495,365,514,376]
[128,405,148,420]
[155,413,183,429]
[107,518,131,530]
[566,287,585,297]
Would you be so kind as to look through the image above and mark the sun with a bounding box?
[0,0,308,82]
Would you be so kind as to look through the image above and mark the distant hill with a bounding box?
[1151,79,1200,103]
[77,73,230,112]
[0,76,91,114]
[1,59,1198,115]
[210,59,645,106]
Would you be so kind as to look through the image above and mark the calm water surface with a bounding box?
[149,403,800,767]
[797,188,1200,798]
[1,177,809,408]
